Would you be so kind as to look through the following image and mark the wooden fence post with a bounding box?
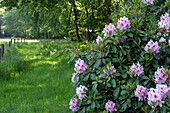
[11,39,12,45]
[1,44,4,57]
[9,41,11,47]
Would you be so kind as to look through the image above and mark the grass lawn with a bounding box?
[0,41,82,113]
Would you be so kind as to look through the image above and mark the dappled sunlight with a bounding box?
[0,41,77,112]
[7,84,32,89]
[33,60,58,66]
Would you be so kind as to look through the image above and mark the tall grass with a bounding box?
[0,40,91,112]
[0,46,27,80]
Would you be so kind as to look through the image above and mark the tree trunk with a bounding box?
[73,0,81,42]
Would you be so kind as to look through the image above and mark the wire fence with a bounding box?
[0,38,25,59]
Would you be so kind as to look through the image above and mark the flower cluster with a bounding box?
[156,84,170,100]
[76,85,88,100]
[154,66,168,84]
[69,98,80,112]
[96,36,103,44]
[105,100,117,113]
[135,85,148,101]
[144,40,160,55]
[129,62,144,77]
[117,16,131,30]
[142,0,154,5]
[158,12,170,31]
[159,37,166,43]
[135,84,170,108]
[148,88,164,108]
[103,65,116,78]
[72,73,79,83]
[102,23,116,37]
[74,59,87,74]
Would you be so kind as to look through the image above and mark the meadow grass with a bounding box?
[0,40,86,113]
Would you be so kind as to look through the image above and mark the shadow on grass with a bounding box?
[0,46,74,112]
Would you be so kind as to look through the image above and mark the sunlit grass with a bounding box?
[0,40,84,112]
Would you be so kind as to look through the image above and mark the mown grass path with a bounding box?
[0,42,74,113]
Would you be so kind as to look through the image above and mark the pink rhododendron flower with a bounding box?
[105,100,117,113]
[69,98,80,112]
[169,40,170,46]
[154,66,168,84]
[144,40,160,55]
[117,16,131,30]
[76,85,88,100]
[135,85,148,101]
[129,62,144,77]
[72,73,79,83]
[102,23,116,37]
[74,59,87,74]
[158,13,170,31]
[103,65,116,78]
[159,37,166,43]
[157,32,169,38]
[89,56,93,61]
[96,36,103,44]
[148,88,164,108]
[114,40,119,45]
[156,84,170,100]
[142,0,154,5]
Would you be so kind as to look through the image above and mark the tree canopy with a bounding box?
[0,0,124,41]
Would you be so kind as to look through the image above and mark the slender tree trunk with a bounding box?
[91,5,95,41]
[73,0,81,41]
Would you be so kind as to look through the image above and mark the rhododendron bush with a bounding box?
[69,0,170,112]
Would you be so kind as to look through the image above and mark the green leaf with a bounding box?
[87,100,91,104]
[94,59,101,68]
[106,40,112,43]
[84,74,89,81]
[112,45,117,53]
[127,33,133,38]
[68,54,76,63]
[127,79,133,84]
[143,80,149,85]
[120,102,128,112]
[91,101,95,109]
[111,79,116,88]
[78,100,82,106]
[121,90,127,95]
[113,87,120,97]
[102,59,106,64]
[106,82,111,87]
[90,74,96,80]
[122,73,127,78]
[92,83,97,91]
[115,73,121,76]
[141,76,149,79]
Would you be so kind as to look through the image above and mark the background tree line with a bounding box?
[0,0,124,41]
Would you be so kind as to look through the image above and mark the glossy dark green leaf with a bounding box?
[111,79,116,88]
[113,87,120,97]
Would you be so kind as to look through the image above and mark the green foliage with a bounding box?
[0,0,124,41]
[69,0,170,112]
[0,46,27,79]
[38,40,92,57]
[0,41,88,112]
